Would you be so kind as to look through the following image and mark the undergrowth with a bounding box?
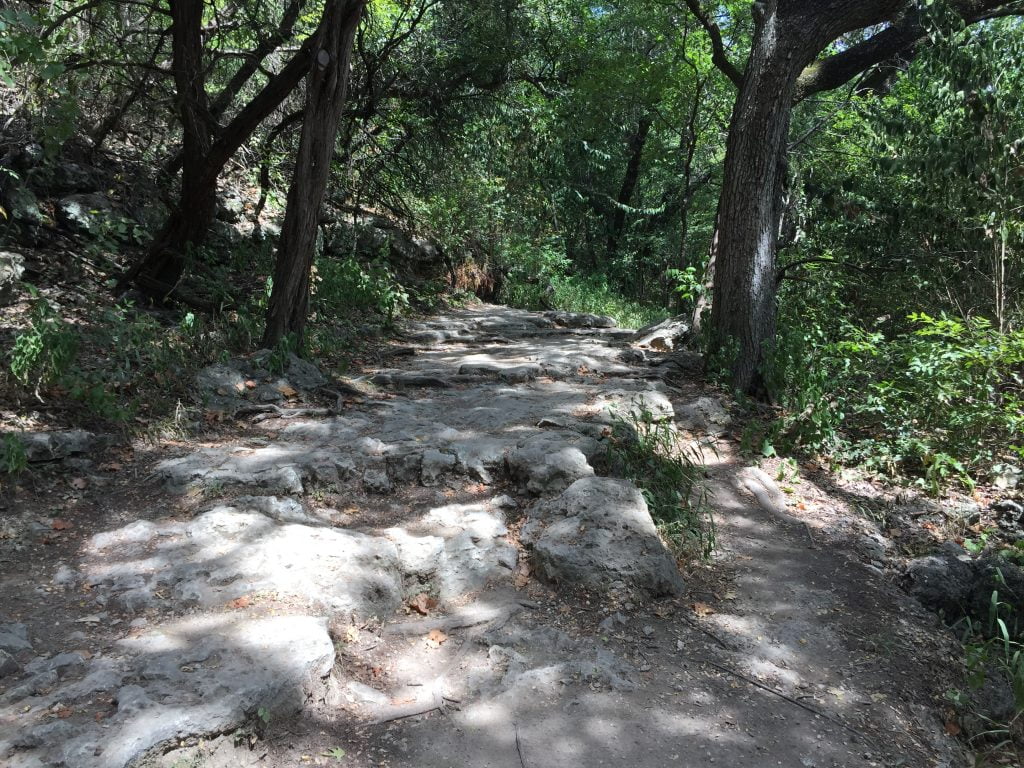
[603,401,715,558]
[763,309,1024,494]
[950,581,1024,764]
[1,240,416,462]
[498,239,664,329]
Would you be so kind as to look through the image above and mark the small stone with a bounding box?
[362,467,392,494]
[53,564,77,587]
[0,648,21,677]
[0,622,32,653]
[598,613,629,633]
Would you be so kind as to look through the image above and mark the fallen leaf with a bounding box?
[408,593,438,615]
[513,562,531,589]
[51,519,72,531]
[652,603,674,618]
[344,625,360,644]
[691,602,714,617]
[944,719,961,736]
[723,590,738,601]
[227,595,252,609]
[276,383,299,398]
[69,477,88,490]
[426,629,447,648]
[244,380,257,390]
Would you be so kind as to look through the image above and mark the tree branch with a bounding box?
[680,0,743,87]
[795,0,1024,101]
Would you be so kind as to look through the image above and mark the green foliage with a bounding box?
[604,402,714,558]
[955,585,1024,735]
[8,288,78,395]
[1,433,28,476]
[769,306,1023,491]
[322,747,347,762]
[499,238,664,329]
[313,254,409,324]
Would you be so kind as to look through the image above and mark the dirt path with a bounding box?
[0,304,967,768]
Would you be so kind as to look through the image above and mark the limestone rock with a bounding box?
[0,622,31,653]
[506,433,597,495]
[543,310,617,329]
[16,430,97,462]
[0,250,25,305]
[5,183,45,226]
[528,477,685,598]
[0,615,334,768]
[421,448,457,486]
[597,388,675,423]
[677,396,731,434]
[633,316,690,351]
[423,503,517,601]
[85,507,404,619]
[56,193,114,235]
[0,650,21,677]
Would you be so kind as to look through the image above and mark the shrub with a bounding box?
[768,309,1024,491]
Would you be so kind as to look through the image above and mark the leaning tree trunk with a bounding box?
[709,7,809,394]
[262,0,365,347]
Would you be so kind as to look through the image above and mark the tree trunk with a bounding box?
[262,0,365,347]
[122,24,326,296]
[709,5,808,394]
[606,115,652,258]
[139,0,214,293]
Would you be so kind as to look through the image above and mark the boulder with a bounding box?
[0,622,32,653]
[677,396,731,434]
[0,250,25,305]
[633,315,690,351]
[4,183,46,226]
[506,433,597,495]
[905,544,1024,624]
[55,193,114,235]
[543,310,617,329]
[528,477,685,598]
[28,162,96,195]
[0,649,20,678]
[284,353,326,390]
[217,189,246,223]
[16,430,97,462]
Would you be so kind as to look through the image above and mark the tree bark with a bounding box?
[702,0,1023,393]
[146,0,215,293]
[263,0,365,347]
[606,115,652,258]
[710,4,810,393]
[123,26,324,296]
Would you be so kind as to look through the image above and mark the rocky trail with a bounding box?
[0,304,970,768]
